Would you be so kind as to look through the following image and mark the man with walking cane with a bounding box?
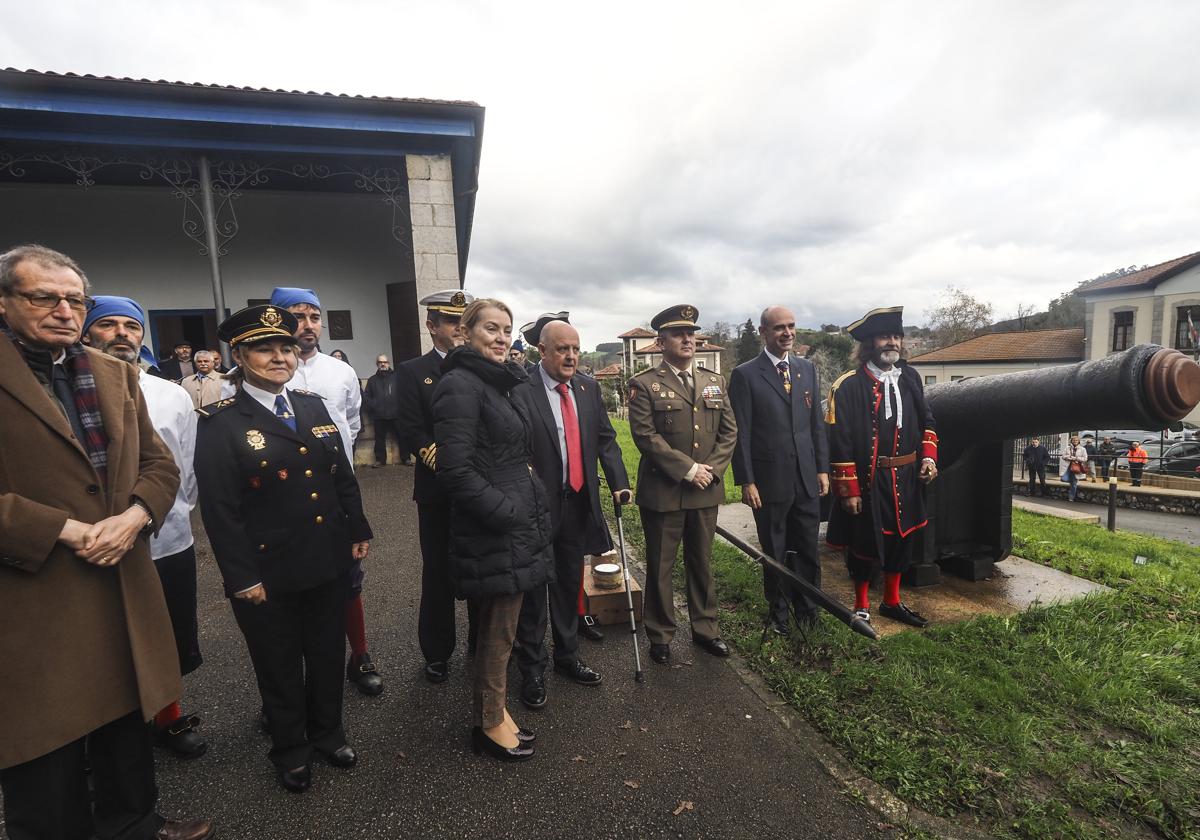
[513,317,632,710]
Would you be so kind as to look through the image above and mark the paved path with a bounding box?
[58,467,890,839]
[1016,495,1200,546]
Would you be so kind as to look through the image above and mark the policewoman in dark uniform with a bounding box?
[194,306,372,793]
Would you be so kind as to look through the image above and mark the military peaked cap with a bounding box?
[218,305,299,347]
[651,304,701,332]
[420,289,474,316]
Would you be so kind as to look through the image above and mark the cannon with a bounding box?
[907,344,1200,584]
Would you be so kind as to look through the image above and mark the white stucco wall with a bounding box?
[0,182,413,380]
[1087,294,1153,361]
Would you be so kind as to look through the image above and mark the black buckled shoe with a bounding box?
[879,601,929,628]
[471,727,534,762]
[156,714,207,759]
[649,643,671,664]
[277,764,311,794]
[347,653,384,696]
[515,727,536,744]
[692,636,731,657]
[521,674,547,710]
[554,660,603,686]
[424,660,448,684]
[579,615,605,641]
[319,744,357,769]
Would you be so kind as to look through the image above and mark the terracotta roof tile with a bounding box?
[593,363,622,378]
[908,329,1084,364]
[619,327,656,338]
[1078,251,1200,293]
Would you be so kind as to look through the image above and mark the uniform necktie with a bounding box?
[679,369,691,398]
[555,382,584,492]
[776,360,792,394]
[274,394,297,431]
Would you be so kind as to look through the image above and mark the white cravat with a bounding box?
[867,360,903,429]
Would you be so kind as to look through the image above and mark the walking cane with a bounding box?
[614,500,646,683]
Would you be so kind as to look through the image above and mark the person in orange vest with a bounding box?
[1127,441,1149,487]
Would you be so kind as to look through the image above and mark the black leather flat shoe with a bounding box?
[515,728,536,744]
[879,601,929,628]
[579,617,605,642]
[278,764,311,793]
[554,660,603,686]
[471,727,534,762]
[320,744,357,769]
[347,654,384,696]
[692,636,730,657]
[156,714,207,759]
[521,675,547,710]
[424,661,448,684]
[649,643,671,664]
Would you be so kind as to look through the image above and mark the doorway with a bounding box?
[148,309,220,362]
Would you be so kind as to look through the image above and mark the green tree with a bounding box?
[735,318,760,364]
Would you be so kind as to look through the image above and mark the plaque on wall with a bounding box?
[328,310,353,340]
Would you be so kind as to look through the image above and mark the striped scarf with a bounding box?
[1,320,109,486]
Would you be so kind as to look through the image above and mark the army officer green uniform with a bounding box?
[627,304,738,664]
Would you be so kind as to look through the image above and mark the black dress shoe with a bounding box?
[471,727,534,762]
[693,636,731,657]
[320,744,357,769]
[277,764,311,794]
[156,714,207,759]
[155,818,215,840]
[424,661,448,684]
[515,728,536,744]
[649,643,671,664]
[769,617,789,636]
[879,601,930,628]
[521,675,547,709]
[347,653,384,696]
[579,616,605,642]
[554,660,603,686]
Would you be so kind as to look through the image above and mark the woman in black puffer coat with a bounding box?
[432,298,552,762]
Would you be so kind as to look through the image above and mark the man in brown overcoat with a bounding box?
[0,244,211,840]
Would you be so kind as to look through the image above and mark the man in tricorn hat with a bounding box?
[395,289,479,683]
[825,306,938,627]
[627,304,737,664]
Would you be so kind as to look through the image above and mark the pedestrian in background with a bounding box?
[1063,434,1088,501]
[1098,436,1117,481]
[1127,440,1149,487]
[364,354,409,467]
[180,349,226,409]
[1023,437,1050,496]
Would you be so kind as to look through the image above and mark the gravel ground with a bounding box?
[5,466,895,839]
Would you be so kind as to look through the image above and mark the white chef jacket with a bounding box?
[138,370,198,559]
[289,351,362,462]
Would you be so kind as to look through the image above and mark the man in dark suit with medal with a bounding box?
[627,304,738,664]
[513,315,632,709]
[194,305,372,793]
[395,289,478,684]
[729,306,830,634]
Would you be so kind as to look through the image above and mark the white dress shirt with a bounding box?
[539,364,579,485]
[289,351,362,462]
[241,379,294,416]
[138,370,198,559]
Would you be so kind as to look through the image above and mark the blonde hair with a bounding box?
[460,298,513,331]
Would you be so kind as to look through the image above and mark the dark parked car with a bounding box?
[1145,441,1200,476]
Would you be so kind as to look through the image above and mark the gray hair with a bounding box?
[193,350,215,362]
[0,244,91,295]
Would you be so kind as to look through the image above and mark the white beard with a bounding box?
[878,350,900,366]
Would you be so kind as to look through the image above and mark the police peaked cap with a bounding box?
[218,305,300,347]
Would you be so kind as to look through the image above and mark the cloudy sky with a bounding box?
[6,0,1200,349]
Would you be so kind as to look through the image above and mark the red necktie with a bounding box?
[556,382,584,492]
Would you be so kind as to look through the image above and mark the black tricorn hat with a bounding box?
[846,306,904,341]
[522,311,570,346]
[650,303,700,332]
[218,305,299,347]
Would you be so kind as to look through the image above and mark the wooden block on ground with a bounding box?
[583,566,643,626]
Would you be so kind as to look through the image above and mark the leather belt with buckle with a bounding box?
[875,452,916,468]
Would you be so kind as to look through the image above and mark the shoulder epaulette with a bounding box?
[290,389,326,399]
[631,368,657,381]
[196,397,236,418]
[825,370,857,426]
[829,369,856,392]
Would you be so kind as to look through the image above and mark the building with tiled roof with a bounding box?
[620,328,723,375]
[908,329,1085,385]
[593,363,623,379]
[0,68,484,386]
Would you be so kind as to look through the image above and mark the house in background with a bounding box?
[1077,250,1200,423]
[619,326,723,375]
[908,328,1085,385]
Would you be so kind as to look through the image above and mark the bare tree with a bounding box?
[1014,302,1037,331]
[925,286,994,349]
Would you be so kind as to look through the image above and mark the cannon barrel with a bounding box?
[926,345,1200,465]
[907,344,1200,585]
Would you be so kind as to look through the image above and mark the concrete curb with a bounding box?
[613,517,993,840]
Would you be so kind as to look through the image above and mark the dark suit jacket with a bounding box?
[194,389,372,597]
[157,357,191,381]
[513,368,629,555]
[395,349,446,505]
[729,352,829,503]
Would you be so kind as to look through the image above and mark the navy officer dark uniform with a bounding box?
[194,305,372,793]
[627,304,738,664]
[395,289,479,684]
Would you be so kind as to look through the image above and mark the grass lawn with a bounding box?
[606,418,1200,840]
